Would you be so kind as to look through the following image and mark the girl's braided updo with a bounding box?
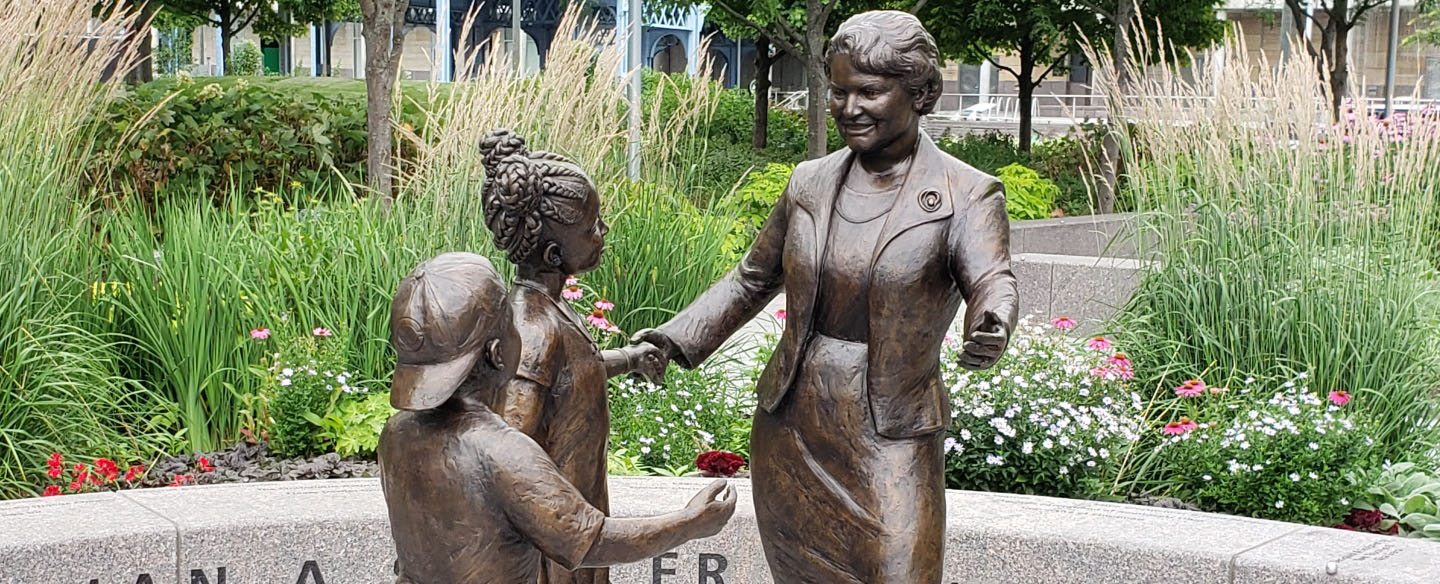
[479,129,595,266]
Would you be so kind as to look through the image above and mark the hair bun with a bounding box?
[480,129,528,174]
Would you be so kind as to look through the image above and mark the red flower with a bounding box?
[125,464,145,482]
[46,467,63,479]
[1344,508,1384,529]
[197,457,214,473]
[47,452,62,469]
[72,462,86,474]
[695,450,747,477]
[42,485,62,497]
[68,480,82,491]
[168,473,193,487]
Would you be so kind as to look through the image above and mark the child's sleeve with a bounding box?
[514,314,561,388]
[495,435,606,570]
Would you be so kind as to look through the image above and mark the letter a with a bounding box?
[296,560,325,584]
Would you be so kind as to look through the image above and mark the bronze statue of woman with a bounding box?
[478,130,666,584]
[632,11,1018,583]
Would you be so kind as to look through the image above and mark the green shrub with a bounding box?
[609,364,755,472]
[941,321,1145,499]
[937,131,1025,174]
[1349,462,1440,540]
[996,163,1058,220]
[87,78,368,205]
[227,40,263,76]
[261,329,355,457]
[716,162,793,264]
[307,390,393,458]
[1148,381,1377,525]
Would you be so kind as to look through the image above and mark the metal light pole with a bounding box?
[1383,0,1403,118]
[626,0,642,180]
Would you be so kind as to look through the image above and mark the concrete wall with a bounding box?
[4,477,1438,584]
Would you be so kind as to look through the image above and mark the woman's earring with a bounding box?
[544,243,564,268]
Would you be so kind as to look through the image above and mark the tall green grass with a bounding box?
[1091,29,1440,460]
[0,1,179,497]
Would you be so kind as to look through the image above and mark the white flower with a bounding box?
[1058,466,1069,475]
[944,437,959,453]
[986,454,1004,465]
[994,435,1005,445]
[960,429,972,441]
[1308,442,1320,450]
[1042,439,1054,449]
[282,367,294,376]
[1275,500,1285,509]
[1203,474,1212,481]
[1022,441,1034,454]
[280,378,292,387]
[1289,473,1301,482]
[641,446,651,454]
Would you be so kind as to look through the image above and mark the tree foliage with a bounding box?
[919,0,1225,151]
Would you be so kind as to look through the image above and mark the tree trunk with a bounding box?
[124,3,160,85]
[1096,0,1135,215]
[360,0,409,205]
[1330,23,1351,118]
[1017,44,1036,153]
[803,0,829,159]
[753,36,774,150]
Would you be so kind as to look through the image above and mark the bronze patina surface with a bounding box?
[478,130,667,584]
[631,11,1018,583]
[377,253,732,584]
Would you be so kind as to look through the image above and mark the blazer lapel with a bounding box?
[796,149,855,288]
[871,133,954,268]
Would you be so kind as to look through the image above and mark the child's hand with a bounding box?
[629,342,668,385]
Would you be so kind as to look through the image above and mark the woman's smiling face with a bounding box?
[828,53,919,155]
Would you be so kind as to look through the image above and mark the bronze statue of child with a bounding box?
[477,130,667,584]
[377,252,734,584]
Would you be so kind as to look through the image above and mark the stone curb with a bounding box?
[2,477,1436,583]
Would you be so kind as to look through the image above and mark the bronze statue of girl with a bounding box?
[478,130,666,584]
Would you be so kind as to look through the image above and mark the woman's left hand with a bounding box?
[959,313,1008,370]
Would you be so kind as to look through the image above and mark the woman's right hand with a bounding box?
[630,328,681,361]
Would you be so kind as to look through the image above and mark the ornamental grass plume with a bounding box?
[1088,10,1440,463]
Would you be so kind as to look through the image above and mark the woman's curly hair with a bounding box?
[479,129,595,265]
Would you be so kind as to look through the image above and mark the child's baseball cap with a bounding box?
[389,252,509,410]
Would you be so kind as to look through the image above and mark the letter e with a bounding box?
[651,552,678,584]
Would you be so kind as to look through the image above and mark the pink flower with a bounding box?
[586,310,613,331]
[775,309,786,321]
[1208,386,1228,395]
[594,299,614,311]
[1087,336,1111,351]
[250,328,270,340]
[1329,390,1351,407]
[565,276,578,287]
[1108,353,1132,369]
[944,335,955,344]
[1175,379,1206,398]
[1051,316,1077,330]
[1162,421,1189,436]
[1181,417,1200,431]
[562,286,584,301]
[312,327,333,337]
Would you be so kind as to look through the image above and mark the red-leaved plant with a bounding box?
[696,450,746,478]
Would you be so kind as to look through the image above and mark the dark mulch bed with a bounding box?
[139,441,377,488]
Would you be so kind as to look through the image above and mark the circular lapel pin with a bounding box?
[919,190,942,212]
